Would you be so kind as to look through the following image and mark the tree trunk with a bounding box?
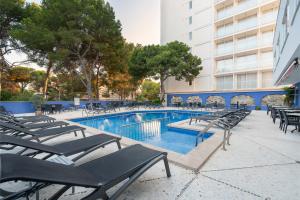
[43,61,53,99]
[96,67,100,100]
[0,49,7,100]
[21,83,25,93]
[86,71,93,103]
[160,79,165,102]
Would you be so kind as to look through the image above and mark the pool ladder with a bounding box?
[195,120,232,151]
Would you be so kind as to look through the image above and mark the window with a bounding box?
[236,35,257,51]
[216,58,234,72]
[189,16,192,25]
[216,23,233,37]
[261,31,273,46]
[236,15,257,32]
[261,51,273,66]
[261,8,277,25]
[216,75,233,90]
[189,1,192,9]
[189,32,192,41]
[217,5,233,20]
[216,40,233,55]
[236,54,257,70]
[237,73,257,89]
[262,72,273,88]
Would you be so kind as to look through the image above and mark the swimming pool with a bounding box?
[71,110,213,154]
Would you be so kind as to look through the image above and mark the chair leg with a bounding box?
[285,125,288,134]
[82,188,108,200]
[279,122,282,129]
[163,157,171,177]
[116,140,122,150]
[81,130,86,138]
[48,186,71,200]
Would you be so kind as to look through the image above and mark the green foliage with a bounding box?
[11,90,34,101]
[30,70,46,92]
[3,0,141,102]
[0,90,13,101]
[0,0,26,50]
[8,66,34,92]
[129,41,202,101]
[30,94,45,110]
[283,86,295,106]
[137,80,160,102]
[255,106,261,110]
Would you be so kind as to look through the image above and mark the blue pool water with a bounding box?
[71,111,213,154]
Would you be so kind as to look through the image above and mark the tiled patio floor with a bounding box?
[11,110,300,199]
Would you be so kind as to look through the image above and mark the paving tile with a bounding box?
[178,174,261,200]
[201,163,300,200]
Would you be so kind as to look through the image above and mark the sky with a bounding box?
[108,0,160,45]
[6,0,160,67]
[26,0,161,45]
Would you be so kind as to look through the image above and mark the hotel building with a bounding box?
[273,0,300,107]
[161,0,285,108]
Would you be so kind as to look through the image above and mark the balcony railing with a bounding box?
[215,0,277,21]
[215,21,275,38]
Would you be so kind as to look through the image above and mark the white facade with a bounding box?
[161,0,279,94]
[273,0,300,86]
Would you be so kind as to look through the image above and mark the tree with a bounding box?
[41,0,124,101]
[0,0,27,63]
[103,42,138,100]
[30,70,46,92]
[8,66,34,92]
[129,41,202,101]
[10,2,64,98]
[0,0,28,99]
[138,80,160,102]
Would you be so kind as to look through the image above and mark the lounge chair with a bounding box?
[1,144,171,200]
[0,121,86,142]
[0,116,68,130]
[0,113,56,124]
[0,134,121,162]
[281,111,300,133]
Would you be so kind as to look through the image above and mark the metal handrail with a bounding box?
[195,121,215,146]
[117,117,170,141]
[120,117,170,127]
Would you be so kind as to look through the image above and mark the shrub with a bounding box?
[0,90,13,101]
[10,90,34,101]
[31,94,45,111]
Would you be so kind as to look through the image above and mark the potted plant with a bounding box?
[283,86,295,106]
[31,94,45,116]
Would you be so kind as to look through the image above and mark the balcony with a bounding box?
[215,21,275,40]
[236,40,258,52]
[235,0,258,14]
[215,0,278,22]
[236,18,258,32]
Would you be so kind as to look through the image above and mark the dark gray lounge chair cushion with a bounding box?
[0,154,98,187]
[0,135,63,155]
[0,121,85,137]
[1,145,166,188]
[79,144,165,187]
[53,134,120,156]
[23,121,69,129]
[31,126,85,137]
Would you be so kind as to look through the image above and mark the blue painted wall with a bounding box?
[0,100,121,114]
[295,83,300,107]
[167,90,286,110]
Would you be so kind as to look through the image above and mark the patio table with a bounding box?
[286,113,300,132]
